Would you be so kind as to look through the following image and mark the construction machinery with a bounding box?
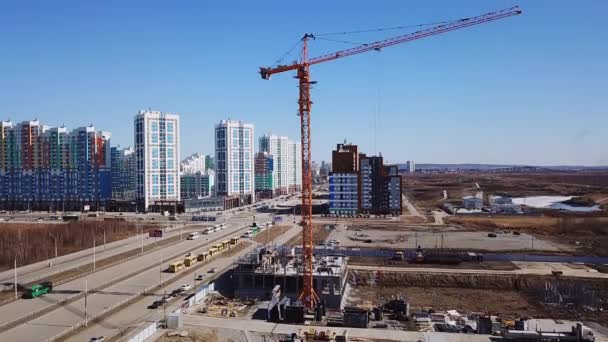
[260,6,521,308]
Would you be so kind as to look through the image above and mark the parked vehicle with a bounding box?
[179,284,192,292]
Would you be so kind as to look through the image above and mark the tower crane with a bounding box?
[260,6,522,309]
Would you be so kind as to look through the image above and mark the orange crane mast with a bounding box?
[260,6,521,309]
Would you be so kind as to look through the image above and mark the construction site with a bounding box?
[232,247,348,310]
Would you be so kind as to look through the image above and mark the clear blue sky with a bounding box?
[1,1,607,166]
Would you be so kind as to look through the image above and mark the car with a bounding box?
[208,267,218,273]
[179,284,192,292]
[148,299,165,309]
[487,233,497,238]
[195,274,205,281]
[89,336,106,342]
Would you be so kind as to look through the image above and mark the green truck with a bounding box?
[24,281,53,299]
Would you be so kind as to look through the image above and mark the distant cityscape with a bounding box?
[0,112,417,214]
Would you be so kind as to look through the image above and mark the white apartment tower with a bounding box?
[215,120,255,203]
[259,134,290,195]
[134,110,180,210]
[181,153,206,174]
[288,141,302,192]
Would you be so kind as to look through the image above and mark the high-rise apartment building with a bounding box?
[181,153,206,174]
[360,155,402,215]
[259,134,289,195]
[205,154,215,171]
[329,143,359,215]
[134,110,180,210]
[0,120,111,210]
[111,146,136,200]
[214,119,254,204]
[180,171,213,199]
[332,142,359,173]
[406,160,416,174]
[288,141,302,192]
[254,151,274,198]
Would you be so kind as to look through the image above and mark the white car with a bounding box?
[179,284,192,292]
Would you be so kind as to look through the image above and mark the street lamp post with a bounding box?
[96,225,106,252]
[48,233,58,266]
[93,235,96,271]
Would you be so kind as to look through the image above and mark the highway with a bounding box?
[67,223,303,342]
[0,196,287,289]
[0,221,200,289]
[0,195,296,340]
[0,212,279,342]
[0,211,273,340]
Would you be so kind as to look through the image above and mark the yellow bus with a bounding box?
[184,255,197,267]
[168,261,184,273]
[230,236,239,245]
[221,240,230,249]
[208,246,218,255]
[214,243,224,252]
[197,252,209,262]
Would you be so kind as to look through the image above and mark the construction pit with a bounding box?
[198,244,608,325]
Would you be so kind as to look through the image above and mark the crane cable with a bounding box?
[271,39,302,67]
[314,18,467,37]
[315,37,368,46]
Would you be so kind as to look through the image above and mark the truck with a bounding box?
[24,281,53,299]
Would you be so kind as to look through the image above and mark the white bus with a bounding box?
[187,232,200,240]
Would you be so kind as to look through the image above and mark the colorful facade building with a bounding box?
[254,151,274,199]
[111,146,136,200]
[0,120,112,211]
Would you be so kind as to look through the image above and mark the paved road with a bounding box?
[64,223,303,342]
[179,315,493,342]
[0,196,287,289]
[350,262,608,279]
[0,212,277,341]
[0,222,202,289]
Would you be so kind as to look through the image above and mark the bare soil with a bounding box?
[347,257,519,271]
[252,225,289,245]
[348,285,547,319]
[446,216,608,256]
[285,224,331,246]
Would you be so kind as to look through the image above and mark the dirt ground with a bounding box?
[347,257,519,270]
[348,285,547,320]
[405,172,608,211]
[285,223,332,246]
[446,216,608,256]
[252,225,289,245]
